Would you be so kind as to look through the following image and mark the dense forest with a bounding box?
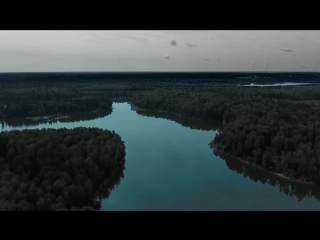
[2,72,320,119]
[136,109,222,131]
[0,74,163,119]
[132,86,320,183]
[2,72,320,114]
[0,90,113,118]
[132,86,320,120]
[0,127,126,210]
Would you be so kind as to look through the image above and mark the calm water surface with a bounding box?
[2,102,320,210]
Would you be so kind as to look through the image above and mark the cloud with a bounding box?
[315,62,318,65]
[163,53,170,59]
[217,59,221,62]
[250,61,255,67]
[170,40,177,46]
[204,59,210,61]
[83,35,94,42]
[263,61,268,67]
[281,47,293,52]
[301,62,309,68]
[186,43,197,47]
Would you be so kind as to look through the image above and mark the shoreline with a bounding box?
[25,115,69,121]
[126,103,318,186]
[24,109,113,122]
[132,104,217,122]
[210,144,316,185]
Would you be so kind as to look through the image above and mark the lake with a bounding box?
[2,102,320,210]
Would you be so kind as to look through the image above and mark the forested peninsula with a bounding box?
[0,127,126,210]
[132,86,320,183]
[0,90,112,119]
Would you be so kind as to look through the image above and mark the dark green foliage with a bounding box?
[0,128,126,211]
[211,93,320,182]
[133,86,320,183]
[213,149,320,201]
[0,90,112,118]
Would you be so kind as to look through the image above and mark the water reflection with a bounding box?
[59,110,112,123]
[213,149,320,201]
[136,109,222,131]
[2,109,113,128]
[1,118,39,128]
[100,166,125,203]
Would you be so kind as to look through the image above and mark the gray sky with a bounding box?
[1,30,320,72]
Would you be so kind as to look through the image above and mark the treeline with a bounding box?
[132,87,320,121]
[0,127,126,211]
[136,109,222,131]
[132,88,226,120]
[0,89,112,118]
[0,77,162,118]
[1,72,320,86]
[1,109,113,128]
[132,86,320,183]
[214,149,320,202]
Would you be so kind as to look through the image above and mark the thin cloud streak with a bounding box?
[186,43,197,47]
[163,53,170,59]
[263,61,268,67]
[281,48,293,52]
[301,62,309,68]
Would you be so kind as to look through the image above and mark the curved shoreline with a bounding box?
[131,103,218,122]
[131,103,317,186]
[210,144,316,186]
[23,109,112,122]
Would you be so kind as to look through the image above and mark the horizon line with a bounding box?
[0,71,319,74]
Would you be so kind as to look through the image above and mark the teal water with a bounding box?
[2,102,320,210]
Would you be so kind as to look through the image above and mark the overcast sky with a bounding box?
[0,30,320,72]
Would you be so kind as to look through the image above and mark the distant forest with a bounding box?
[0,90,112,118]
[1,73,320,118]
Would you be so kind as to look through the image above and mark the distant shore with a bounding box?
[25,115,70,122]
[23,108,115,123]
